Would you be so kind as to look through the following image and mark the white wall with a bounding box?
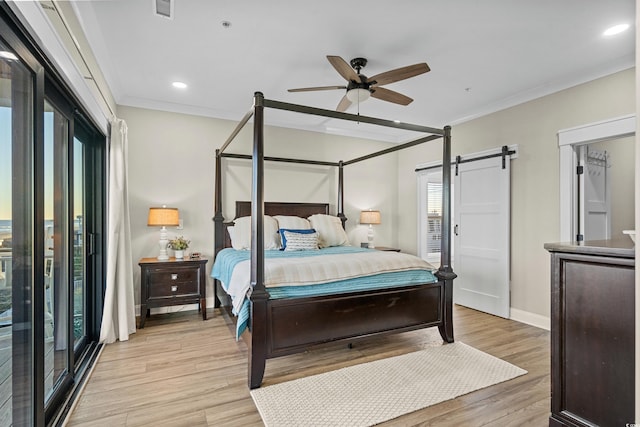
[397,68,635,323]
[120,105,399,310]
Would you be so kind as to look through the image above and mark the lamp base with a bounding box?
[367,225,375,249]
[157,226,169,260]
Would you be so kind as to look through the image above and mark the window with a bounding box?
[417,170,451,266]
[426,181,443,255]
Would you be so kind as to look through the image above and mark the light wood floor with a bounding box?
[65,305,550,426]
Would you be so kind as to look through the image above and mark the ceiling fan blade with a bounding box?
[368,63,430,86]
[336,95,352,112]
[288,85,347,93]
[327,55,359,82]
[370,87,414,106]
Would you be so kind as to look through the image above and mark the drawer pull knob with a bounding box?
[171,274,178,280]
[171,285,178,292]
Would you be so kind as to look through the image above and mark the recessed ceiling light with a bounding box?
[603,23,629,36]
[172,81,187,89]
[0,51,18,61]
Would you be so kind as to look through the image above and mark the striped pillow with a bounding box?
[279,228,317,250]
[283,230,319,251]
[308,214,349,248]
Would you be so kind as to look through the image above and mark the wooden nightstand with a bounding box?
[373,246,401,252]
[139,257,208,328]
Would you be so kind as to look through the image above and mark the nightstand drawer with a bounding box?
[148,280,199,298]
[148,269,198,286]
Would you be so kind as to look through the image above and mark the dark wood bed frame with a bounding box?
[213,93,456,388]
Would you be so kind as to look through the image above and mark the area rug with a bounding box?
[250,342,527,426]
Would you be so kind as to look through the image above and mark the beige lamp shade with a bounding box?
[147,207,180,227]
[360,210,381,225]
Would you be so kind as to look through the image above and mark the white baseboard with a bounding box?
[510,307,550,331]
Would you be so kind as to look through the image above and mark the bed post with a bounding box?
[213,149,224,308]
[249,92,269,389]
[337,160,347,228]
[436,125,456,343]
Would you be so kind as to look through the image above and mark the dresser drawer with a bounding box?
[148,268,198,286]
[148,280,199,299]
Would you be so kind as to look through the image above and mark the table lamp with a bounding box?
[147,206,180,260]
[360,210,381,248]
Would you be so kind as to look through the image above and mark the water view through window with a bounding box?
[0,39,35,426]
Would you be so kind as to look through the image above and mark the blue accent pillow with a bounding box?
[279,228,316,250]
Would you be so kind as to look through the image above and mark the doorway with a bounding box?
[576,137,635,241]
[558,115,635,242]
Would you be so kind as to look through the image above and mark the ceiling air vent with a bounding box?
[154,0,173,20]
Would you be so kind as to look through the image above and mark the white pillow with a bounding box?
[231,216,281,250]
[283,230,319,251]
[273,215,311,230]
[307,214,349,248]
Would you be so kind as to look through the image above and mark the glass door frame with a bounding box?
[42,73,106,427]
[72,115,106,351]
[0,11,46,426]
[43,79,75,419]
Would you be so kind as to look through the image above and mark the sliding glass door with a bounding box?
[0,33,38,427]
[0,6,106,425]
[72,136,86,348]
[43,95,72,408]
[43,82,105,424]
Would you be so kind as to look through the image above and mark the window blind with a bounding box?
[426,182,442,254]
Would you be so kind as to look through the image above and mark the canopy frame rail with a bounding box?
[220,152,340,167]
[263,98,445,136]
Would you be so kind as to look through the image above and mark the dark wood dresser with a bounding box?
[139,257,208,328]
[545,240,635,427]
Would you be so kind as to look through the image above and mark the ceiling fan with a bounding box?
[288,55,430,112]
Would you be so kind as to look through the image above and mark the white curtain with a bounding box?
[100,118,136,343]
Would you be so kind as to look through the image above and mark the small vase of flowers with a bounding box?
[168,236,190,259]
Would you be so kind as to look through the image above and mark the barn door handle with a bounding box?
[454,224,459,236]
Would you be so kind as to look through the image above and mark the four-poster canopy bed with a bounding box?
[212,92,456,389]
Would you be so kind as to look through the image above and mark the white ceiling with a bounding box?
[72,0,635,142]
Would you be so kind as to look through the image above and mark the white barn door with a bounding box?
[453,156,510,318]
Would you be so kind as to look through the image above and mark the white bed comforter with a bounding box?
[226,250,435,315]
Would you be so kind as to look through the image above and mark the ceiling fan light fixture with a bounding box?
[346,88,370,103]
